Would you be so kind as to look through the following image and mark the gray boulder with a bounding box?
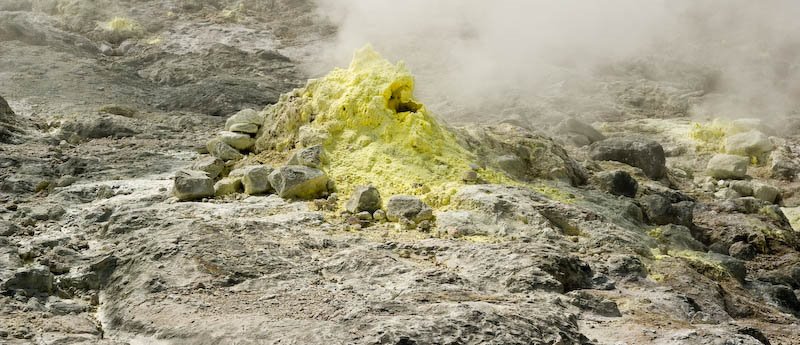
[345,185,382,213]
[288,145,327,169]
[769,147,799,180]
[640,195,694,227]
[225,108,263,131]
[2,265,54,295]
[557,118,605,143]
[706,154,749,179]
[725,130,774,157]
[218,131,254,151]
[268,165,329,200]
[173,170,214,201]
[752,183,780,204]
[589,138,666,179]
[386,195,434,224]
[593,170,638,198]
[214,177,243,196]
[229,123,259,134]
[207,138,244,161]
[192,156,225,179]
[235,165,273,195]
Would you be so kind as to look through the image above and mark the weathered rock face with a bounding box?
[1,95,22,143]
[268,165,329,200]
[707,154,749,179]
[345,185,382,213]
[556,118,606,145]
[593,170,638,197]
[192,156,225,180]
[458,124,588,186]
[207,138,244,161]
[288,144,327,169]
[236,165,273,195]
[589,138,667,179]
[214,176,243,196]
[173,169,214,201]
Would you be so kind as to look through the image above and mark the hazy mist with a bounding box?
[313,0,800,122]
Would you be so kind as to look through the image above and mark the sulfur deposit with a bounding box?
[254,46,506,205]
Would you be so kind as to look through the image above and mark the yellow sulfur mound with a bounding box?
[255,46,507,206]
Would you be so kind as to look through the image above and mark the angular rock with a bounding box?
[268,165,329,200]
[589,138,667,179]
[229,123,259,134]
[752,183,779,204]
[218,131,254,151]
[214,177,242,196]
[173,170,214,201]
[652,224,705,252]
[640,195,694,227]
[593,170,638,198]
[225,108,263,131]
[729,241,757,260]
[386,195,434,224]
[2,266,54,295]
[345,185,382,213]
[707,154,749,179]
[0,220,19,236]
[237,165,273,195]
[725,130,774,157]
[192,156,225,179]
[288,145,327,169]
[769,147,799,180]
[207,138,244,161]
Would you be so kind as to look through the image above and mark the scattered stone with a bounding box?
[386,195,434,224]
[593,170,638,198]
[214,177,242,196]
[268,165,329,200]
[173,170,214,201]
[238,165,273,195]
[589,138,667,179]
[729,241,757,260]
[557,118,605,143]
[207,138,244,161]
[225,108,263,131]
[229,123,259,134]
[218,131,254,151]
[725,130,774,157]
[192,156,225,179]
[752,183,779,204]
[287,145,327,169]
[345,185,382,213]
[706,154,749,179]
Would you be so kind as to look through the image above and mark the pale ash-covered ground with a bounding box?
[1,1,800,345]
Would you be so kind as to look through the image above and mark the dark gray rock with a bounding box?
[345,185,382,213]
[640,195,694,227]
[0,220,20,236]
[268,165,329,200]
[386,195,434,224]
[589,137,667,179]
[593,170,638,197]
[173,170,214,201]
[2,266,54,295]
[557,118,606,143]
[288,145,327,169]
[729,241,757,260]
[567,290,622,317]
[192,156,225,180]
[707,253,747,283]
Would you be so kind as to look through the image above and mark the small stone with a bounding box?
[725,130,774,157]
[706,154,749,180]
[173,170,214,201]
[373,209,387,222]
[287,145,327,169]
[386,195,434,224]
[462,170,479,183]
[345,185,382,213]
[218,131,254,151]
[192,156,225,179]
[268,165,329,200]
[225,108,263,131]
[207,138,243,161]
[356,211,373,221]
[728,181,753,197]
[728,241,757,260]
[214,177,242,196]
[231,165,273,195]
[752,183,779,204]
[229,123,259,134]
[557,118,605,143]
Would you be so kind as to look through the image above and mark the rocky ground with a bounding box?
[1,1,800,345]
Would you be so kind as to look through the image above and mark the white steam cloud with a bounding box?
[311,0,800,123]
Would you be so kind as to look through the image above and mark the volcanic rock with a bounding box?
[707,154,749,179]
[589,137,667,179]
[268,165,329,200]
[173,170,214,201]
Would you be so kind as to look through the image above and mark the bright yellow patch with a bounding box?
[258,46,507,206]
[106,17,141,33]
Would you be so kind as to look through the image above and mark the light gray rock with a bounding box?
[238,165,273,195]
[192,156,225,179]
[707,154,749,179]
[386,195,434,224]
[725,130,774,157]
[218,131,255,151]
[229,123,259,134]
[225,108,263,131]
[2,265,54,294]
[558,118,605,143]
[345,185,382,213]
[288,145,327,169]
[752,183,780,204]
[769,147,799,180]
[173,170,214,201]
[268,165,329,200]
[589,138,667,179]
[214,177,242,196]
[207,138,244,161]
[729,181,754,197]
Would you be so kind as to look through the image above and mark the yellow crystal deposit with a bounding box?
[255,46,507,205]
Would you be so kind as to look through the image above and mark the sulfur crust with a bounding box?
[258,45,509,206]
